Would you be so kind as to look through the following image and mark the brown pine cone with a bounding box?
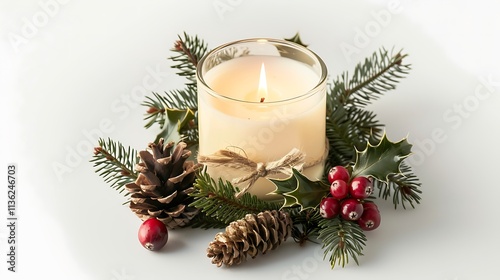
[207,210,292,267]
[126,139,202,229]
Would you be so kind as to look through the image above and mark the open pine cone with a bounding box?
[207,210,292,267]
[126,139,202,229]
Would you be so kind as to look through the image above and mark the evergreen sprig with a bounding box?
[325,48,410,169]
[170,32,209,86]
[143,85,198,130]
[190,169,282,226]
[375,161,422,209]
[331,48,410,109]
[142,86,199,146]
[318,217,367,268]
[143,33,206,143]
[91,138,138,194]
[289,208,322,245]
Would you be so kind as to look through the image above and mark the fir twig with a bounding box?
[289,208,323,245]
[332,48,411,108]
[143,85,198,129]
[91,138,138,194]
[325,48,410,169]
[318,218,367,268]
[142,32,205,143]
[170,32,209,86]
[375,161,422,209]
[190,169,282,226]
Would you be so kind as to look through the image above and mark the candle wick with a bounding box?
[260,97,265,103]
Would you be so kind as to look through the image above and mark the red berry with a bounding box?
[358,208,381,231]
[327,166,350,184]
[340,198,363,221]
[319,197,340,219]
[138,218,168,251]
[330,180,348,200]
[349,176,373,199]
[362,201,379,212]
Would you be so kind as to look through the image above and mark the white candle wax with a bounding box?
[198,51,326,200]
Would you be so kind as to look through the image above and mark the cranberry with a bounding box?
[362,201,379,212]
[319,197,340,219]
[358,208,381,231]
[340,198,363,221]
[330,180,349,200]
[327,166,350,184]
[349,176,373,199]
[138,218,168,251]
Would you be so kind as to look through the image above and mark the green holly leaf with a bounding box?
[288,169,330,210]
[284,32,309,48]
[269,174,299,208]
[270,168,330,210]
[154,108,195,143]
[351,133,412,183]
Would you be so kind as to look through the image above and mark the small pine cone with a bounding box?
[126,139,202,229]
[207,210,292,267]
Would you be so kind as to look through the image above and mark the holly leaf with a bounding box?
[270,168,330,210]
[288,169,330,210]
[351,133,412,183]
[268,175,299,208]
[154,108,195,143]
[284,32,309,48]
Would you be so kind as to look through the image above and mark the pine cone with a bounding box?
[207,210,292,267]
[126,139,202,229]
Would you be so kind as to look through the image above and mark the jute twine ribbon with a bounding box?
[197,147,327,198]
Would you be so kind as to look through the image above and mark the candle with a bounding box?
[197,38,327,200]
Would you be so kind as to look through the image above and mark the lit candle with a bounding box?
[197,38,327,200]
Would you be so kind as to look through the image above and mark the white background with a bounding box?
[2,0,500,279]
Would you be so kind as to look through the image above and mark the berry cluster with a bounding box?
[319,166,381,231]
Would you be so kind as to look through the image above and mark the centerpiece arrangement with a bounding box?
[91,32,421,269]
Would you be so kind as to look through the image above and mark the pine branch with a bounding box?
[143,85,198,129]
[325,47,409,170]
[331,48,410,109]
[190,169,282,226]
[289,208,323,245]
[142,32,205,143]
[374,161,422,209]
[325,106,383,168]
[91,138,138,195]
[318,218,367,268]
[170,32,209,86]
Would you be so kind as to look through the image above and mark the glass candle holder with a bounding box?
[196,38,328,200]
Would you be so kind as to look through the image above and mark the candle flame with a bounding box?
[258,63,268,102]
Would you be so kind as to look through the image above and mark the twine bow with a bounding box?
[198,148,307,198]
